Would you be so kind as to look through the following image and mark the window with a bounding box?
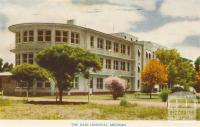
[55,30,68,42]
[114,42,119,52]
[106,59,111,69]
[146,52,148,59]
[90,36,94,47]
[97,78,103,89]
[138,66,140,73]
[113,60,119,70]
[23,30,34,42]
[22,53,27,63]
[71,32,79,44]
[38,30,51,42]
[23,31,28,42]
[16,54,20,65]
[127,46,130,55]
[138,49,141,58]
[29,31,34,42]
[37,81,43,88]
[106,40,111,50]
[28,53,34,64]
[72,77,79,89]
[121,44,126,54]
[17,81,28,88]
[45,81,51,88]
[38,30,43,41]
[100,58,104,67]
[121,61,126,71]
[127,63,130,72]
[45,30,51,41]
[63,31,68,42]
[149,53,151,59]
[97,38,104,49]
[16,32,21,43]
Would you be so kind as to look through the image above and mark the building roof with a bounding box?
[0,72,13,77]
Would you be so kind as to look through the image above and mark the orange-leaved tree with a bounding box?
[141,60,168,98]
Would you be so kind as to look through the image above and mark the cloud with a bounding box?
[180,35,200,47]
[161,0,200,18]
[71,0,113,5]
[131,0,200,32]
[0,13,8,30]
[175,46,200,61]
[133,21,200,60]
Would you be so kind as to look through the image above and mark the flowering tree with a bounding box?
[105,76,128,100]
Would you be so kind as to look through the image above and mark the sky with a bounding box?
[0,0,200,63]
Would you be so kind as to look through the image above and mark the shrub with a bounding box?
[160,88,171,102]
[120,98,129,106]
[105,76,128,100]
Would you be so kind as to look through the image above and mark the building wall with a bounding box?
[0,77,16,95]
[8,22,164,95]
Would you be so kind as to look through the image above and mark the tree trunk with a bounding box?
[150,92,152,99]
[149,87,153,99]
[57,80,63,103]
[59,89,63,103]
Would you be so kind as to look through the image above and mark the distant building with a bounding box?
[1,20,165,96]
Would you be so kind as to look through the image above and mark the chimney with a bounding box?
[67,19,75,25]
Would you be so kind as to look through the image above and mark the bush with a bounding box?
[120,98,129,106]
[160,88,171,102]
[105,77,128,100]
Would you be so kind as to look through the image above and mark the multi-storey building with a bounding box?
[5,20,164,95]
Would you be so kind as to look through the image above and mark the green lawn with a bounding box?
[0,98,166,120]
[38,93,161,102]
[0,98,200,120]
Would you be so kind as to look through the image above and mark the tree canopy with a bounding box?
[156,49,195,90]
[195,56,200,72]
[0,58,13,72]
[11,64,52,99]
[36,44,102,102]
[141,60,168,98]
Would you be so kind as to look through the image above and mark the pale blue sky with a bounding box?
[0,0,199,63]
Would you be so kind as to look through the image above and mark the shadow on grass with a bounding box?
[27,101,88,105]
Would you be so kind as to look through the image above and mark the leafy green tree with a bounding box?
[11,64,52,100]
[0,58,13,72]
[156,49,180,88]
[195,56,200,72]
[36,44,102,102]
[156,49,195,90]
[174,60,195,90]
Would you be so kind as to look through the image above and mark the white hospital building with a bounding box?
[0,20,165,96]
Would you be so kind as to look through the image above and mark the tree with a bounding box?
[141,60,168,98]
[195,56,200,72]
[156,49,180,88]
[174,60,195,90]
[194,72,200,92]
[0,58,13,72]
[105,76,128,100]
[36,44,102,102]
[11,64,51,100]
[156,49,196,90]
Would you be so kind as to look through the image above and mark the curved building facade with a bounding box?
[8,20,164,95]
